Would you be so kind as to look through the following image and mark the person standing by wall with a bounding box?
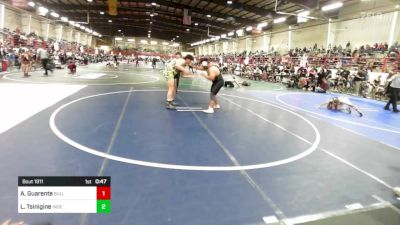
[38,48,52,76]
[20,50,31,77]
[384,72,400,113]
[354,66,367,96]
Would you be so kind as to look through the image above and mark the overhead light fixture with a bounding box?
[257,22,268,29]
[99,35,102,37]
[162,42,169,45]
[69,21,75,26]
[74,23,80,27]
[221,34,227,38]
[61,17,68,22]
[215,36,221,40]
[298,10,310,17]
[151,2,157,6]
[128,38,135,42]
[28,1,35,7]
[245,26,252,31]
[108,20,112,23]
[151,41,157,45]
[50,12,59,18]
[87,0,93,2]
[141,40,148,44]
[148,30,151,33]
[207,14,211,17]
[38,6,48,15]
[150,21,153,24]
[176,35,179,38]
[118,29,121,32]
[115,37,123,41]
[173,43,179,47]
[194,22,198,26]
[228,32,234,36]
[236,29,243,35]
[321,2,343,11]
[186,29,190,31]
[100,11,105,15]
[227,0,233,4]
[150,13,154,17]
[273,17,286,24]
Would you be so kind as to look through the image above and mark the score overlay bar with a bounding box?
[18,176,111,214]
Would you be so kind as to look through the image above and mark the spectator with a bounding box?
[384,72,400,113]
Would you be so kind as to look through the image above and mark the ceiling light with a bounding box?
[176,36,179,38]
[246,26,253,31]
[74,23,80,27]
[162,42,169,45]
[273,17,286,24]
[228,32,234,36]
[151,41,157,45]
[118,29,121,32]
[108,20,112,23]
[321,2,343,11]
[207,14,211,17]
[38,6,48,15]
[115,37,123,41]
[150,21,153,24]
[141,40,148,44]
[128,39,135,42]
[227,0,233,4]
[151,2,157,6]
[148,30,151,33]
[186,29,190,31]
[100,11,105,15]
[50,12,59,18]
[87,0,93,2]
[298,10,310,17]
[99,35,102,37]
[69,21,75,26]
[236,29,243,35]
[257,22,268,29]
[28,1,35,7]
[150,13,154,17]
[61,17,68,22]
[194,22,198,26]
[173,43,179,47]
[221,34,227,38]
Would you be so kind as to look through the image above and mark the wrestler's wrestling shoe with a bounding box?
[394,187,400,196]
[203,108,215,114]
[171,101,180,106]
[166,103,176,110]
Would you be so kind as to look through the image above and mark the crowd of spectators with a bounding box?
[201,41,400,99]
[0,28,108,76]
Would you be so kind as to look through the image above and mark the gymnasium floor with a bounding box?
[0,63,399,225]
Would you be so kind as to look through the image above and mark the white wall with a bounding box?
[270,28,289,52]
[1,4,96,47]
[334,12,394,48]
[4,7,21,31]
[195,0,400,55]
[292,23,328,49]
